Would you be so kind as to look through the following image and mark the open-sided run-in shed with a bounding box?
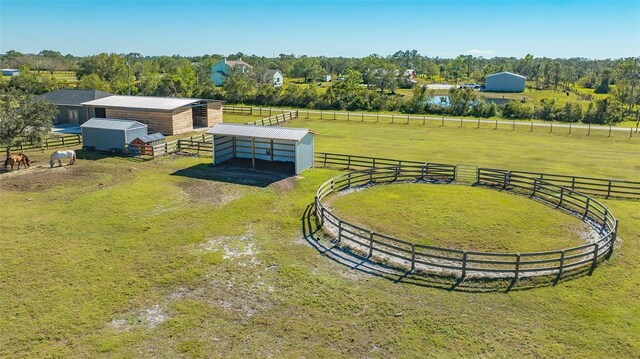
[206,124,314,174]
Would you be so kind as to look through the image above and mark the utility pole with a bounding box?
[126,56,131,96]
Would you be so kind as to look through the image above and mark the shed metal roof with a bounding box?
[81,118,147,130]
[206,124,311,141]
[486,71,526,79]
[136,133,165,143]
[82,95,201,110]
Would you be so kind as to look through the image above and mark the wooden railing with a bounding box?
[1,134,82,153]
[223,105,639,139]
[314,152,640,199]
[314,165,618,281]
[245,110,299,126]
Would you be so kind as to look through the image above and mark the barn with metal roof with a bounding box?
[82,95,223,135]
[206,124,314,174]
[81,118,148,151]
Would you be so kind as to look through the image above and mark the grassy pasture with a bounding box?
[0,117,639,357]
[329,183,588,252]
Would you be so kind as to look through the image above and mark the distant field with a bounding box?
[1,117,639,357]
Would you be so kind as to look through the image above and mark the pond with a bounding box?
[425,96,511,107]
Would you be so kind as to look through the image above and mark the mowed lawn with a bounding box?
[0,118,639,357]
[329,183,588,252]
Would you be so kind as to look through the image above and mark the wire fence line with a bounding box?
[224,105,639,139]
[314,165,618,281]
[314,152,640,199]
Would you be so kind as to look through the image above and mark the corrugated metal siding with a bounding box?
[81,118,147,130]
[485,73,526,92]
[214,135,234,164]
[295,133,314,174]
[82,128,127,151]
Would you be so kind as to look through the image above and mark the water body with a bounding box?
[426,96,511,107]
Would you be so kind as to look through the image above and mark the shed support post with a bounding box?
[270,139,274,162]
[251,137,255,170]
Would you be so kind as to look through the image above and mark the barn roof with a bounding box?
[486,71,526,79]
[82,95,201,110]
[206,123,311,141]
[81,118,147,130]
[36,89,113,106]
[136,133,165,143]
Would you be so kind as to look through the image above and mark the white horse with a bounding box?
[50,150,76,168]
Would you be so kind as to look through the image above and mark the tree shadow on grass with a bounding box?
[300,202,596,293]
[170,163,292,188]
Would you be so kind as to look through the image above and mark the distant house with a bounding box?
[1,69,19,76]
[484,72,526,93]
[322,74,332,82]
[211,58,254,86]
[403,69,418,87]
[82,95,223,135]
[263,69,284,87]
[36,89,113,124]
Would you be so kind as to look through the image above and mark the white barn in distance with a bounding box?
[485,72,526,93]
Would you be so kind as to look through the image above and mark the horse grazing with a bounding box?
[50,150,76,168]
[3,153,31,171]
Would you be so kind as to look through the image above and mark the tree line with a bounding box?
[1,50,637,124]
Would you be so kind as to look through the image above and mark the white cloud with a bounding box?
[466,49,494,56]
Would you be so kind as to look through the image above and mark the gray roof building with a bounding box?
[484,72,526,93]
[36,89,113,124]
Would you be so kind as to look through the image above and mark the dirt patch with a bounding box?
[109,304,168,332]
[268,176,299,194]
[0,162,135,193]
[199,230,261,267]
[178,180,242,206]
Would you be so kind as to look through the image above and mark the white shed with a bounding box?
[206,124,314,175]
[485,72,526,93]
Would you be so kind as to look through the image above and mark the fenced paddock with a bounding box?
[314,165,619,282]
[314,152,640,199]
[244,110,299,126]
[223,105,639,139]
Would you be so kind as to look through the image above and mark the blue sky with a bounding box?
[1,0,638,58]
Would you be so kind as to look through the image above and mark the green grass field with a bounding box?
[1,115,639,357]
[329,183,588,252]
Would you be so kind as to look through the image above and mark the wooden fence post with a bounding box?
[587,124,591,136]
[391,114,394,123]
[376,113,379,122]
[361,113,364,122]
[512,121,515,131]
[407,114,410,124]
[583,197,591,219]
[337,219,342,243]
[557,250,565,280]
[460,117,463,127]
[323,153,328,167]
[494,120,498,130]
[441,117,444,126]
[411,244,416,272]
[477,118,480,129]
[590,243,599,273]
[606,180,612,199]
[608,125,612,137]
[423,116,426,125]
[334,111,336,120]
[568,123,572,135]
[461,252,467,278]
[514,254,521,280]
[530,121,534,132]
[369,232,374,258]
[347,112,350,121]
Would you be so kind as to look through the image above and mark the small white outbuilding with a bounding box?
[206,124,314,175]
[485,72,526,93]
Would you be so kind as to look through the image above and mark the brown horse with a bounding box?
[3,153,31,171]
